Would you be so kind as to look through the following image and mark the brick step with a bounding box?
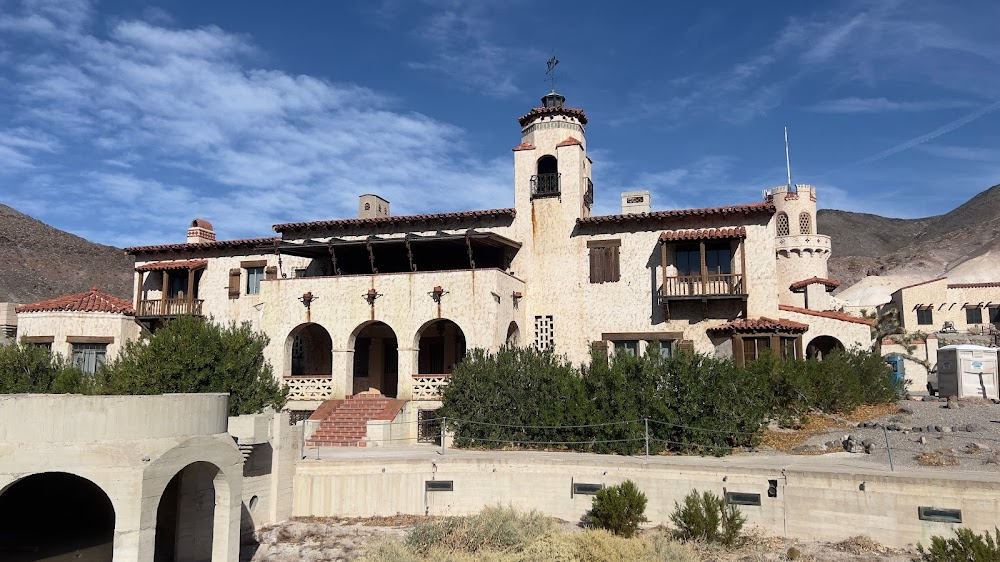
[305,440,367,447]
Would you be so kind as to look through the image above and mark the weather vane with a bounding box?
[546,55,559,93]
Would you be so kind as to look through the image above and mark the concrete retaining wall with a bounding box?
[293,453,1000,548]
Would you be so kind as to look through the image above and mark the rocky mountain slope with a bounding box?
[819,183,1000,304]
[0,203,134,305]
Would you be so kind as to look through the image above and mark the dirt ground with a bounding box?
[244,517,919,562]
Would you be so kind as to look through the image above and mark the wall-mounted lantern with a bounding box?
[299,292,317,309]
[512,291,523,306]
[364,288,382,306]
[429,286,448,304]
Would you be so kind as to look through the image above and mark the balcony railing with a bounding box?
[530,173,560,198]
[283,375,335,401]
[659,274,745,299]
[412,373,450,401]
[136,298,204,318]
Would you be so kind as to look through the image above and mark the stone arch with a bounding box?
[285,322,333,376]
[806,335,844,360]
[776,212,790,236]
[415,318,467,374]
[0,471,115,559]
[506,321,520,346]
[350,321,399,397]
[154,461,229,562]
[799,212,812,234]
[536,154,558,175]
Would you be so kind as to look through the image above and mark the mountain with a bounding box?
[0,203,134,305]
[819,183,1000,304]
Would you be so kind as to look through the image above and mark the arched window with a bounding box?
[799,212,812,235]
[532,155,560,197]
[776,212,789,236]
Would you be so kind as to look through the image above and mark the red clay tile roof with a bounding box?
[556,136,582,147]
[518,106,589,126]
[124,237,279,255]
[512,142,536,151]
[778,305,874,326]
[895,277,947,291]
[273,208,516,234]
[659,227,746,242]
[578,202,774,225]
[947,282,1000,289]
[136,259,209,272]
[16,288,134,315]
[707,317,809,334]
[789,277,841,292]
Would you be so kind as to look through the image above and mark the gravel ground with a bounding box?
[793,398,1000,471]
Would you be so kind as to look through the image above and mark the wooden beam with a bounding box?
[187,267,195,313]
[160,271,168,315]
[740,239,747,294]
[700,240,707,295]
[134,271,143,312]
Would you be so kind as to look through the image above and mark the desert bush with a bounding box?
[588,480,649,538]
[916,527,1000,562]
[514,533,579,562]
[670,489,745,546]
[356,539,421,562]
[573,529,656,562]
[405,505,553,554]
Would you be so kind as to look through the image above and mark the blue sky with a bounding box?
[1,0,998,247]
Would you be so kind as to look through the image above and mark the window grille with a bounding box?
[534,315,555,351]
[798,212,812,235]
[246,266,264,295]
[776,213,789,236]
[72,343,107,374]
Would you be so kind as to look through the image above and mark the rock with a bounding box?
[864,443,875,454]
[862,439,874,447]
[972,443,992,452]
[934,425,943,432]
[926,425,936,433]
[947,397,960,409]
[919,436,927,445]
[898,406,914,415]
[914,426,923,433]
[792,444,825,454]
[967,424,983,433]
[942,426,952,433]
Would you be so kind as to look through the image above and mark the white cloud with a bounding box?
[807,97,977,114]
[0,0,513,246]
[915,144,1000,162]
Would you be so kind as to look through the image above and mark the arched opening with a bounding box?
[417,319,467,374]
[352,321,398,397]
[533,155,560,197]
[776,212,790,236]
[0,472,115,560]
[506,321,520,347]
[287,323,332,376]
[536,155,558,175]
[155,462,221,562]
[807,335,844,360]
[799,212,812,235]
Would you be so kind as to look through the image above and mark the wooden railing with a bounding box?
[660,273,744,298]
[283,376,335,401]
[412,374,451,401]
[136,298,204,317]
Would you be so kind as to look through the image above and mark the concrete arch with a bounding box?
[415,318,467,375]
[0,471,115,560]
[285,322,333,376]
[154,461,227,562]
[806,335,845,360]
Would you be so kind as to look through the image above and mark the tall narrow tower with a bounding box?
[766,184,833,309]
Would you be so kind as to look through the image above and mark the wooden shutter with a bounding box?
[609,245,620,282]
[589,247,605,284]
[265,266,277,281]
[228,268,241,299]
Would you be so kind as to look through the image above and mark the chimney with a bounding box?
[358,194,390,219]
[187,218,216,244]
[0,302,16,342]
[621,190,651,215]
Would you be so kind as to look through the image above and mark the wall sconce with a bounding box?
[364,288,382,306]
[299,292,317,309]
[512,291,523,306]
[429,286,448,303]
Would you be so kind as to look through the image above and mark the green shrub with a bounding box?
[588,480,649,538]
[916,527,1000,562]
[670,489,745,546]
[0,338,91,394]
[405,505,553,554]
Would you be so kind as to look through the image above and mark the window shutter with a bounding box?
[228,269,241,299]
[609,245,620,282]
[265,266,277,281]
[589,247,603,284]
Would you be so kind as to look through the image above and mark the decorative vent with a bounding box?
[725,492,761,506]
[425,480,454,492]
[798,212,812,235]
[918,507,962,523]
[572,483,604,496]
[776,213,789,236]
[534,315,555,351]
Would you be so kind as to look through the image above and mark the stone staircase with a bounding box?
[305,392,406,447]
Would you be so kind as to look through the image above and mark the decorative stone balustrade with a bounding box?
[284,376,335,401]
[412,374,450,401]
[776,234,831,256]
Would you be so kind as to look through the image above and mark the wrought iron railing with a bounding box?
[412,373,451,400]
[584,177,594,207]
[530,173,560,198]
[659,274,744,298]
[136,298,204,317]
[283,376,335,401]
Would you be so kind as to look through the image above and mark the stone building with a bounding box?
[889,277,1000,335]
[120,89,872,425]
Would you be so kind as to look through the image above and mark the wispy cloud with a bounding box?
[0,0,512,246]
[915,144,1000,162]
[807,97,976,114]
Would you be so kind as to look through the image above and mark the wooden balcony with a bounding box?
[136,298,204,319]
[659,273,745,300]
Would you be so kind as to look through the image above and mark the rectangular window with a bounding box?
[245,266,264,295]
[742,337,770,362]
[167,273,188,298]
[916,308,933,325]
[651,340,672,358]
[966,307,983,325]
[674,242,733,275]
[990,307,1000,323]
[780,337,798,360]
[616,340,639,356]
[675,245,700,276]
[588,240,620,284]
[72,343,107,374]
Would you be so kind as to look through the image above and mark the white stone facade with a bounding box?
[890,278,1000,334]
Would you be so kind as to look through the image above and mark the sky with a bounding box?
[1,0,999,247]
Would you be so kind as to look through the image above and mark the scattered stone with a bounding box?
[914,426,923,433]
[926,425,936,433]
[934,425,943,432]
[942,426,952,433]
[862,439,874,447]
[967,424,983,433]
[864,443,875,454]
[792,444,825,454]
[919,436,927,445]
[898,406,914,415]
[947,397,960,409]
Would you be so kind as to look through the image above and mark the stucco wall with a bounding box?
[892,280,1000,333]
[15,310,141,361]
[779,309,873,352]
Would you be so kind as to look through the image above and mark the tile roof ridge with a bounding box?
[777,304,873,326]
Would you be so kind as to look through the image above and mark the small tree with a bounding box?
[0,338,87,394]
[588,479,649,538]
[103,316,286,415]
[670,489,745,546]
